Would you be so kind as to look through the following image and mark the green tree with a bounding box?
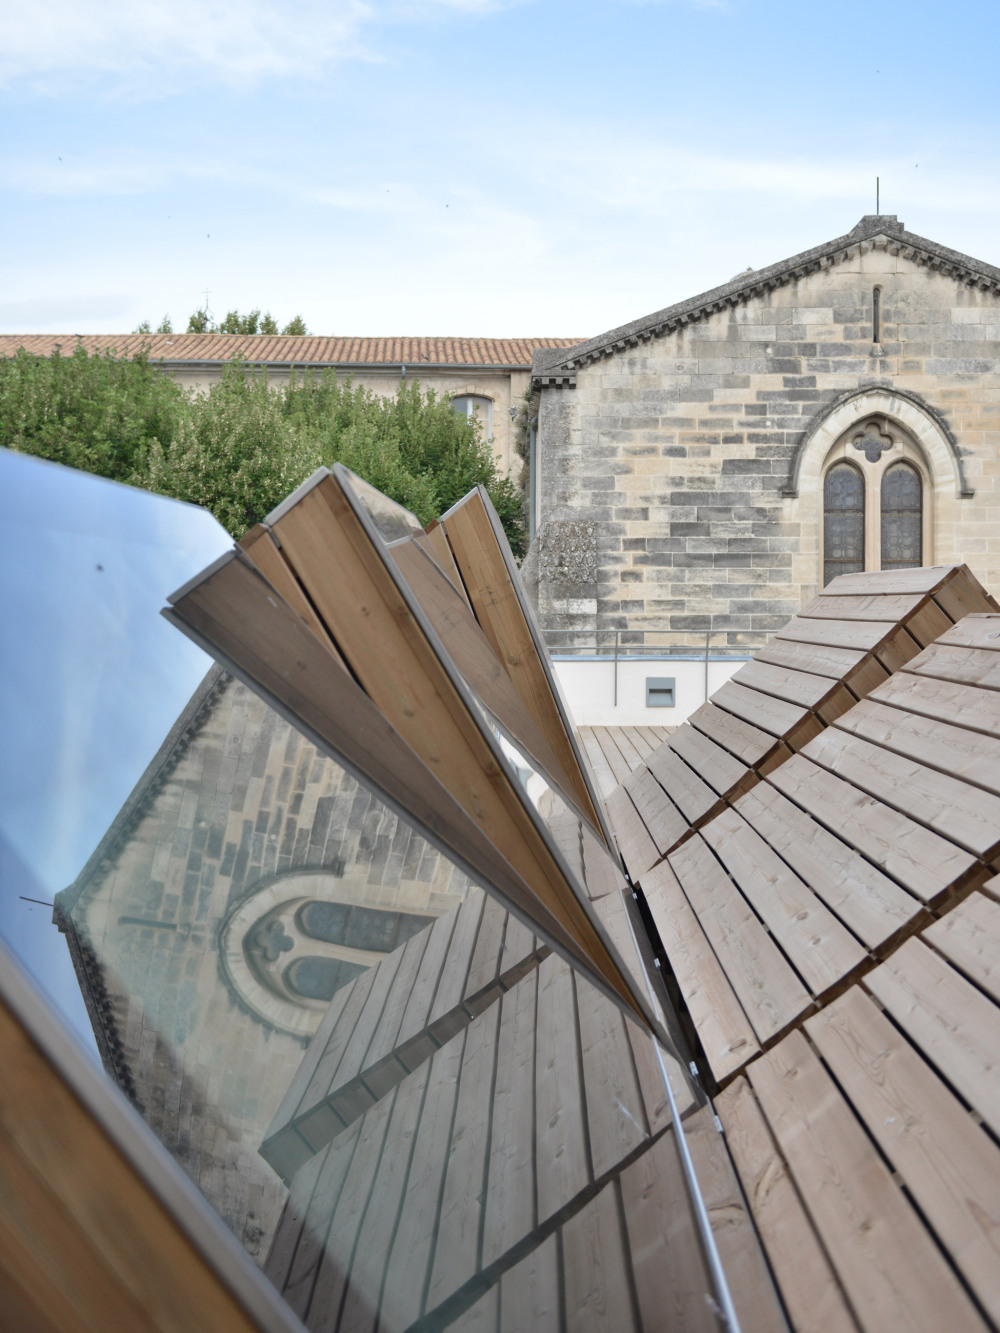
[0,348,526,553]
[282,315,308,336]
[187,308,210,333]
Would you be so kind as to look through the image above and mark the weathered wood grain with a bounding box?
[668,724,752,797]
[931,612,1000,652]
[869,669,1000,739]
[688,700,780,767]
[802,725,1000,859]
[747,1030,981,1333]
[645,745,719,826]
[499,1232,559,1333]
[767,755,977,905]
[923,890,1000,1003]
[731,782,918,951]
[730,658,853,716]
[561,1182,638,1333]
[709,679,821,748]
[575,970,649,1179]
[668,834,812,1045]
[619,1131,717,1333]
[905,642,1000,692]
[641,859,759,1083]
[807,987,1000,1325]
[623,766,690,855]
[535,956,590,1225]
[606,785,662,881]
[776,616,899,653]
[700,807,867,997]
[482,969,537,1268]
[799,591,926,622]
[715,1077,856,1333]
[865,939,1000,1139]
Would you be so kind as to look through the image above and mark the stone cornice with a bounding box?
[531,216,1000,386]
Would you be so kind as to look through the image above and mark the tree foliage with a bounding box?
[0,346,526,553]
[183,308,308,336]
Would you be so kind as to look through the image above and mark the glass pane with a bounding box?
[881,462,922,571]
[823,461,865,585]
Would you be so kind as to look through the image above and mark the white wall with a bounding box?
[552,655,749,727]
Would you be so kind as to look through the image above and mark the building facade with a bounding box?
[0,333,579,480]
[528,215,1000,669]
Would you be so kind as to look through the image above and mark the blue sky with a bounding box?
[3,0,999,339]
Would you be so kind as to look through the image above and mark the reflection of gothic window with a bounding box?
[821,417,929,586]
[284,956,367,1001]
[297,901,430,954]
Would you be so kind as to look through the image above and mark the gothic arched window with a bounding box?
[820,417,930,585]
[881,462,923,570]
[823,462,865,585]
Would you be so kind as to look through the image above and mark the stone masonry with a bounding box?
[529,216,1000,649]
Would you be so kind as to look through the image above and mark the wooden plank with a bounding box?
[700,807,867,997]
[591,728,634,786]
[934,613,1000,652]
[683,1103,789,1333]
[607,726,645,774]
[688,700,780,768]
[575,971,648,1179]
[391,539,586,809]
[606,786,661,882]
[621,724,657,761]
[645,745,719,826]
[535,955,590,1224]
[865,939,1000,1139]
[482,969,538,1268]
[380,1033,467,1332]
[428,889,487,1036]
[276,1127,362,1316]
[0,999,272,1333]
[427,1001,502,1311]
[500,910,535,977]
[869,669,1000,740]
[465,893,509,1001]
[668,835,812,1045]
[423,519,472,606]
[904,642,1000,692]
[767,755,978,905]
[933,569,1000,621]
[731,782,918,951]
[394,907,461,1063]
[561,1182,638,1333]
[900,597,952,648]
[307,1086,398,1327]
[668,723,752,797]
[822,565,962,596]
[923,890,1000,1003]
[500,1232,559,1333]
[619,1132,718,1333]
[747,1030,981,1333]
[807,987,1000,1325]
[337,1061,433,1333]
[776,616,900,653]
[295,964,381,1150]
[321,943,406,1124]
[641,860,760,1083]
[711,678,823,749]
[731,657,852,715]
[239,522,345,658]
[269,476,642,1019]
[715,1077,856,1333]
[439,489,605,834]
[357,926,432,1101]
[445,1286,499,1333]
[834,697,1000,798]
[579,727,618,800]
[802,725,1000,859]
[623,766,689,855]
[871,624,922,674]
[800,591,926,622]
[755,636,869,681]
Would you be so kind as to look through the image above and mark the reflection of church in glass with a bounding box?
[55,665,470,1260]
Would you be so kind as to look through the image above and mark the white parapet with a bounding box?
[551,654,749,727]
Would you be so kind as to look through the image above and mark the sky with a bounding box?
[2,0,1000,340]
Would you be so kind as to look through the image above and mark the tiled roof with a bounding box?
[0,334,582,369]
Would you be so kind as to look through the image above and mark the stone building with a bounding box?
[0,333,579,479]
[528,214,1000,658]
[55,666,471,1262]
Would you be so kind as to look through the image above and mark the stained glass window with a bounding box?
[823,461,865,585]
[881,462,922,570]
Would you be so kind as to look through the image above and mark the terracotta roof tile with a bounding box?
[0,333,582,369]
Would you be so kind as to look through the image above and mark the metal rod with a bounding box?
[704,630,710,703]
[614,630,619,708]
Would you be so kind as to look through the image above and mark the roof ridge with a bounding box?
[532,216,1000,384]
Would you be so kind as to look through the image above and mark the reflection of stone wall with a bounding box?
[57,668,470,1260]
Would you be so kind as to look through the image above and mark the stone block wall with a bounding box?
[533,229,1000,649]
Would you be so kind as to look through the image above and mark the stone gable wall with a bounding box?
[533,242,1000,648]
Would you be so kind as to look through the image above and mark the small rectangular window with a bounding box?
[646,677,675,708]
